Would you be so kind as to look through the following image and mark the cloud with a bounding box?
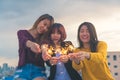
[98,30,120,51]
[1,0,120,31]
[0,31,18,58]
[0,0,120,66]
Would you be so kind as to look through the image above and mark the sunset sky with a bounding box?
[0,0,120,66]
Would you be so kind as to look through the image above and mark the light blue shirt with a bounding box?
[54,53,71,80]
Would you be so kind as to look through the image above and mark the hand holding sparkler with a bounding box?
[59,54,69,63]
[49,57,59,66]
[41,44,52,61]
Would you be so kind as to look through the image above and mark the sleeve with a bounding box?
[89,41,108,63]
[17,30,29,48]
[46,60,52,66]
[72,48,84,71]
[72,61,84,71]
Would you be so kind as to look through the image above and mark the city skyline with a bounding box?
[0,0,120,66]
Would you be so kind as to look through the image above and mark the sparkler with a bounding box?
[41,41,75,56]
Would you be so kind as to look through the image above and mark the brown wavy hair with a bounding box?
[32,14,54,43]
[48,23,67,45]
[31,14,54,30]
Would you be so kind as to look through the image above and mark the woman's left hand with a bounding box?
[59,55,69,63]
[76,51,90,61]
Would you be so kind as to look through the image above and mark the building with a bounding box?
[0,51,120,80]
[107,51,120,80]
[0,63,15,79]
[2,63,8,71]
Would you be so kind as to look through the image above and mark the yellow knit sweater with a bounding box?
[72,41,114,80]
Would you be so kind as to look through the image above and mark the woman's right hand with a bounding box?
[50,57,59,66]
[26,40,41,53]
[42,53,51,61]
[68,53,77,61]
[68,53,81,64]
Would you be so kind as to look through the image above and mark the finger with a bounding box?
[80,57,85,61]
[69,54,75,58]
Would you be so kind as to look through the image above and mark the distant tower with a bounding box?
[2,63,8,71]
[0,66,2,73]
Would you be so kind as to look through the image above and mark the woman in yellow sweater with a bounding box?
[69,22,114,80]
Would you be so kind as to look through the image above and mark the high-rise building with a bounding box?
[2,63,8,71]
[0,66,2,73]
[107,51,120,80]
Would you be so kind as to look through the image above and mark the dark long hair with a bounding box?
[77,22,98,52]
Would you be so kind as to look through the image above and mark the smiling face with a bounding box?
[51,29,61,44]
[79,25,90,44]
[36,19,51,34]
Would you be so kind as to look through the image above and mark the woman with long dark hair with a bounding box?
[70,22,114,80]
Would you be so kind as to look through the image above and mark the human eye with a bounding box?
[86,29,89,33]
[43,22,49,29]
[80,29,84,33]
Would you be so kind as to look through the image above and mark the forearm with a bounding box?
[72,61,82,71]
[26,40,41,53]
[26,40,33,48]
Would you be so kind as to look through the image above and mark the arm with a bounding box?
[69,49,84,71]
[72,41,107,71]
[72,61,84,71]
[89,41,107,63]
[73,41,107,63]
[17,30,29,48]
[41,44,52,61]
[17,30,40,53]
